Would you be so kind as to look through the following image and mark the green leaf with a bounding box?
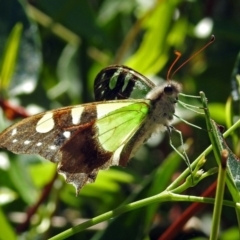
[0,23,23,90]
[211,120,240,191]
[29,161,56,188]
[125,1,180,74]
[208,103,226,124]
[36,0,108,45]
[9,156,39,205]
[201,92,240,200]
[220,227,240,240]
[0,207,16,240]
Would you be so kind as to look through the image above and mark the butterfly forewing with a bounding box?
[0,100,150,193]
[0,110,67,162]
[94,65,155,101]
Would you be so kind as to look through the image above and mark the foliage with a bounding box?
[0,0,240,239]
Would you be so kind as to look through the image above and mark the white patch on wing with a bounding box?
[63,131,71,138]
[36,142,42,146]
[97,102,133,119]
[12,139,18,143]
[24,140,31,145]
[71,107,84,124]
[36,112,54,133]
[111,145,125,165]
[49,145,57,150]
[11,128,17,136]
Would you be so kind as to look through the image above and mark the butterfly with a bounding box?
[0,65,182,194]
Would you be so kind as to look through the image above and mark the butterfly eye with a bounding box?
[164,85,173,95]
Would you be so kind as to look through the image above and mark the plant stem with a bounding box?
[210,150,228,240]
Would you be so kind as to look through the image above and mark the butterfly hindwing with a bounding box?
[0,100,150,193]
[94,65,155,101]
[96,101,149,152]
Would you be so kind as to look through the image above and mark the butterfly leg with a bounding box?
[166,125,193,177]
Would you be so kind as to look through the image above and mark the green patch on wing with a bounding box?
[96,101,149,152]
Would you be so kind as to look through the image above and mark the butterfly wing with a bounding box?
[0,100,150,194]
[94,65,155,101]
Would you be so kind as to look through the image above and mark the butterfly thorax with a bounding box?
[128,81,181,159]
[146,81,181,125]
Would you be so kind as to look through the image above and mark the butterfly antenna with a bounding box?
[170,35,215,80]
[167,51,182,82]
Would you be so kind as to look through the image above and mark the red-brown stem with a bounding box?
[158,181,217,240]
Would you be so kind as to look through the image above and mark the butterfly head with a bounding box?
[163,82,182,103]
[146,81,181,104]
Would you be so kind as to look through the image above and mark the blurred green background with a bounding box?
[0,0,239,239]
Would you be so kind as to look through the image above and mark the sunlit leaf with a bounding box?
[0,207,16,240]
[0,23,23,90]
[125,1,180,75]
